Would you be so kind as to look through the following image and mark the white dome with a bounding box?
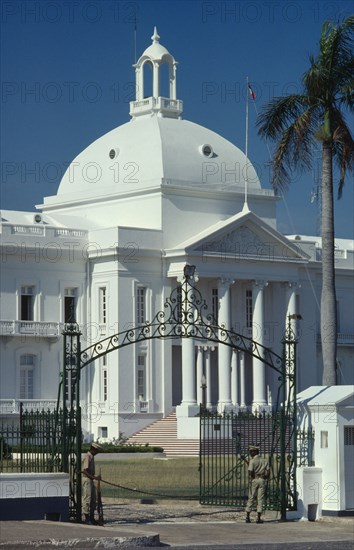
[57,116,261,198]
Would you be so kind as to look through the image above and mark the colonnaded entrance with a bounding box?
[59,267,298,521]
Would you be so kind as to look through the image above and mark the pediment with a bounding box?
[189,218,309,262]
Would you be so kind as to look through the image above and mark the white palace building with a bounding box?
[1,29,353,442]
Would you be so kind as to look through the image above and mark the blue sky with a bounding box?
[1,0,353,238]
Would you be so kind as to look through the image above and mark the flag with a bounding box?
[248,83,256,100]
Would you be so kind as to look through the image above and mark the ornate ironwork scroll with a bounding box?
[80,279,283,375]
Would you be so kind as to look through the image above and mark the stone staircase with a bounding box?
[127,411,200,457]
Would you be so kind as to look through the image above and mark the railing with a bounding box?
[317,332,354,345]
[0,406,62,472]
[130,97,183,116]
[55,228,87,238]
[0,320,61,337]
[1,223,88,240]
[0,400,58,415]
[12,225,45,235]
[139,400,148,413]
[337,333,354,345]
[316,248,347,261]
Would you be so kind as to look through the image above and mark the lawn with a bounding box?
[96,456,201,500]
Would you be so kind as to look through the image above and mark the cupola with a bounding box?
[129,27,183,119]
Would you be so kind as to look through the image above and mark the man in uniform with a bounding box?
[82,442,103,524]
[245,445,270,524]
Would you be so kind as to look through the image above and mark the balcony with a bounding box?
[129,97,183,119]
[0,399,57,415]
[317,332,354,346]
[337,333,354,346]
[0,320,62,338]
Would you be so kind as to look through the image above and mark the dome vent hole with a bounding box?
[109,148,120,160]
[200,144,214,158]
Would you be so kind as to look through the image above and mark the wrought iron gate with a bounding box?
[199,409,296,518]
[200,313,299,519]
[60,268,298,521]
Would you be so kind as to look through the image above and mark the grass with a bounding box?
[96,456,201,500]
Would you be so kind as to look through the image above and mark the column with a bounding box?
[231,349,239,408]
[136,67,143,101]
[196,346,203,405]
[153,62,159,98]
[205,346,213,408]
[217,278,234,413]
[239,352,246,409]
[285,282,298,332]
[176,276,198,418]
[252,280,268,410]
[284,282,299,404]
[170,63,177,99]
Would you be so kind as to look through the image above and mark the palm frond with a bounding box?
[320,16,354,70]
[338,75,354,111]
[316,17,354,105]
[331,108,354,197]
[269,109,318,192]
[257,95,312,140]
[257,16,353,197]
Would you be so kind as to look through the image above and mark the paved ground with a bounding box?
[0,499,353,548]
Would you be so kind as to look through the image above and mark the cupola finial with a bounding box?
[151,26,160,44]
[130,29,183,120]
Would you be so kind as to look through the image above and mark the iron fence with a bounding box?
[199,410,306,511]
[0,403,62,473]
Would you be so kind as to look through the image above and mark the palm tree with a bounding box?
[257,17,354,386]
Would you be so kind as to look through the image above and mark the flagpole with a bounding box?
[243,76,249,211]
[133,14,137,64]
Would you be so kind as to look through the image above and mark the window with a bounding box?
[103,370,108,401]
[136,287,146,325]
[212,288,218,323]
[64,288,77,323]
[320,431,328,448]
[137,355,145,399]
[103,367,108,402]
[98,427,108,438]
[98,355,108,402]
[21,286,35,321]
[20,354,35,399]
[336,300,340,333]
[246,290,253,328]
[99,287,107,325]
[344,426,354,445]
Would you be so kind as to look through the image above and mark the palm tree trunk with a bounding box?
[320,141,337,385]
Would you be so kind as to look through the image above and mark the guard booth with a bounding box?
[297,386,354,517]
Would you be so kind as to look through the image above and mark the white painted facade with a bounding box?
[1,29,353,441]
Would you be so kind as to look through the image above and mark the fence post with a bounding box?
[62,323,83,522]
[279,361,287,520]
[19,402,24,473]
[75,335,82,523]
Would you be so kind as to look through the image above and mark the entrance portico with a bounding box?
[175,275,300,417]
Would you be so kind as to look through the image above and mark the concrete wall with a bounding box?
[0,473,69,521]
